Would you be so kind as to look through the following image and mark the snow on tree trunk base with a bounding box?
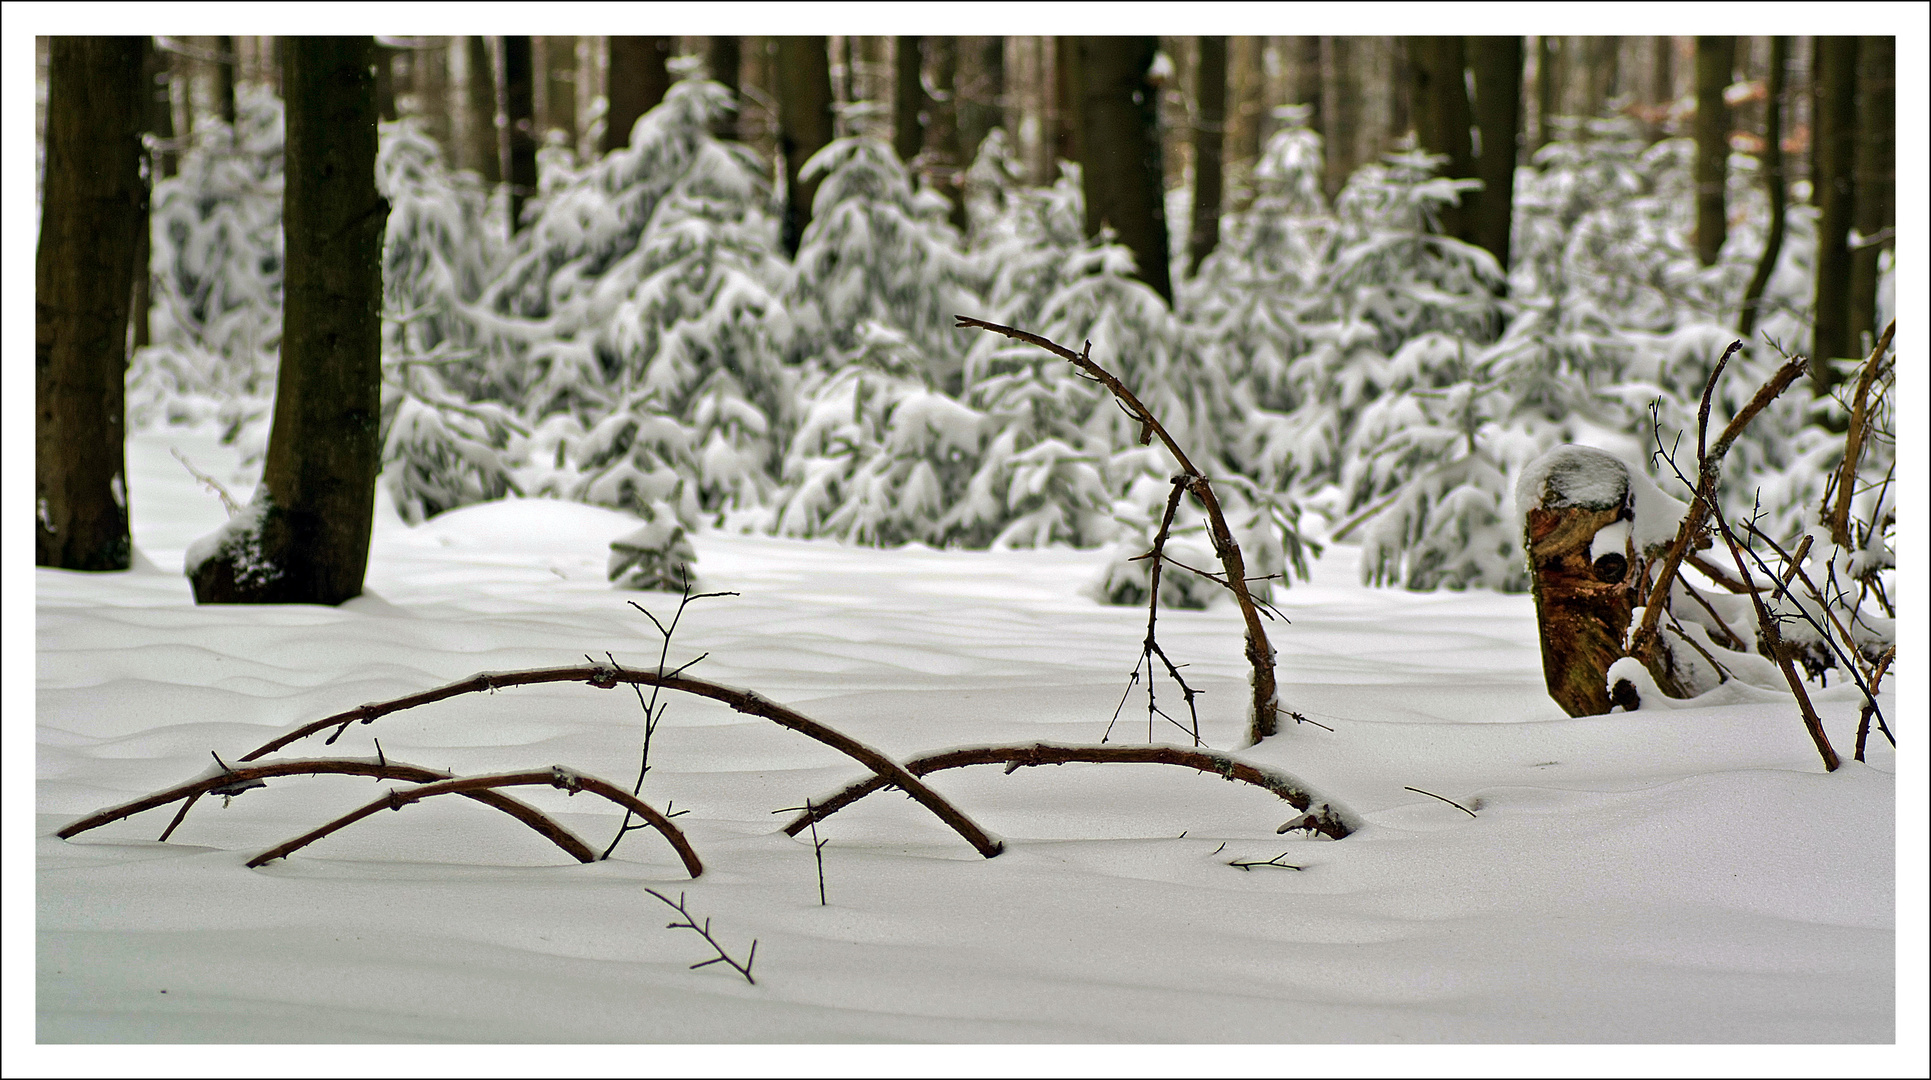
[1519,446,1646,717]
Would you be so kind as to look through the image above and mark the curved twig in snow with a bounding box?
[238,665,1003,859]
[245,766,704,875]
[56,758,601,864]
[779,741,1360,840]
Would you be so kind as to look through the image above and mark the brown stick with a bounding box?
[957,316,1284,743]
[58,758,600,864]
[779,741,1360,840]
[238,665,1003,859]
[246,767,703,875]
[1825,319,1895,548]
[1856,647,1894,762]
[1629,345,1807,669]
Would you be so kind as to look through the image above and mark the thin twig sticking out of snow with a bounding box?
[646,889,757,985]
[1403,786,1477,818]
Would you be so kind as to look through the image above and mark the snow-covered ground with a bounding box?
[20,426,1922,1069]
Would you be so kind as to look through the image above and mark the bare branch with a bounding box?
[645,889,757,984]
[1403,786,1477,817]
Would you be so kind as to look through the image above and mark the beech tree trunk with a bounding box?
[1809,36,1857,378]
[894,36,925,165]
[1188,35,1227,276]
[1847,35,1892,355]
[189,37,388,606]
[1693,36,1734,267]
[605,36,671,153]
[777,36,834,257]
[1468,36,1523,274]
[37,36,147,573]
[1077,37,1172,304]
[709,36,740,140]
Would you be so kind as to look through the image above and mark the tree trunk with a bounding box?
[1319,36,1357,201]
[958,36,1005,169]
[1077,37,1172,304]
[414,38,452,152]
[1693,36,1734,266]
[1809,36,1857,378]
[189,37,388,605]
[1188,36,1227,277]
[1535,35,1560,147]
[215,35,237,126]
[925,36,965,229]
[1404,37,1473,239]
[541,36,578,149]
[463,36,500,183]
[709,36,740,140]
[503,36,537,231]
[1738,36,1788,341]
[777,36,834,258]
[374,40,399,122]
[605,36,671,153]
[1649,35,1675,140]
[37,36,146,573]
[1522,448,1644,717]
[894,36,925,166]
[1225,36,1265,210]
[1847,35,1892,355]
[1053,36,1081,171]
[1467,36,1523,273]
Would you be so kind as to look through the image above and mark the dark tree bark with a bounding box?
[957,36,1005,168]
[503,36,537,230]
[1188,36,1227,277]
[1319,36,1357,201]
[925,36,965,229]
[1810,36,1858,377]
[1405,37,1474,240]
[189,37,388,606]
[1468,36,1524,273]
[777,36,834,258]
[541,36,578,149]
[605,36,671,153]
[463,36,500,183]
[1738,36,1788,341]
[894,35,925,165]
[145,37,178,178]
[1847,35,1893,354]
[709,36,740,140]
[37,36,146,572]
[374,40,399,122]
[1693,36,1735,267]
[132,35,174,354]
[215,35,238,126]
[1053,36,1081,170]
[1076,37,1172,304]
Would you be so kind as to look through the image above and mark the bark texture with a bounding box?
[189,37,388,605]
[777,36,834,257]
[36,36,147,572]
[894,36,925,165]
[1405,36,1474,241]
[1076,36,1172,303]
[1522,452,1642,717]
[709,37,740,139]
[1847,35,1893,355]
[503,36,537,230]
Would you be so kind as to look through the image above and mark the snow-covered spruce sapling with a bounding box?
[600,575,736,860]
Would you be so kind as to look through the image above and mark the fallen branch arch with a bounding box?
[238,664,1004,860]
[780,742,1360,840]
[244,767,704,874]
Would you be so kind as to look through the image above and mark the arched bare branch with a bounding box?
[780,741,1360,840]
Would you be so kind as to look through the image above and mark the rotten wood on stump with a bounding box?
[1522,447,1645,717]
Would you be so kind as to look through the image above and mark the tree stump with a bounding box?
[1519,447,1643,717]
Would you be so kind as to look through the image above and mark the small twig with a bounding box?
[645,889,757,985]
[1403,786,1477,818]
[170,449,240,516]
[1228,852,1303,871]
[1856,647,1895,762]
